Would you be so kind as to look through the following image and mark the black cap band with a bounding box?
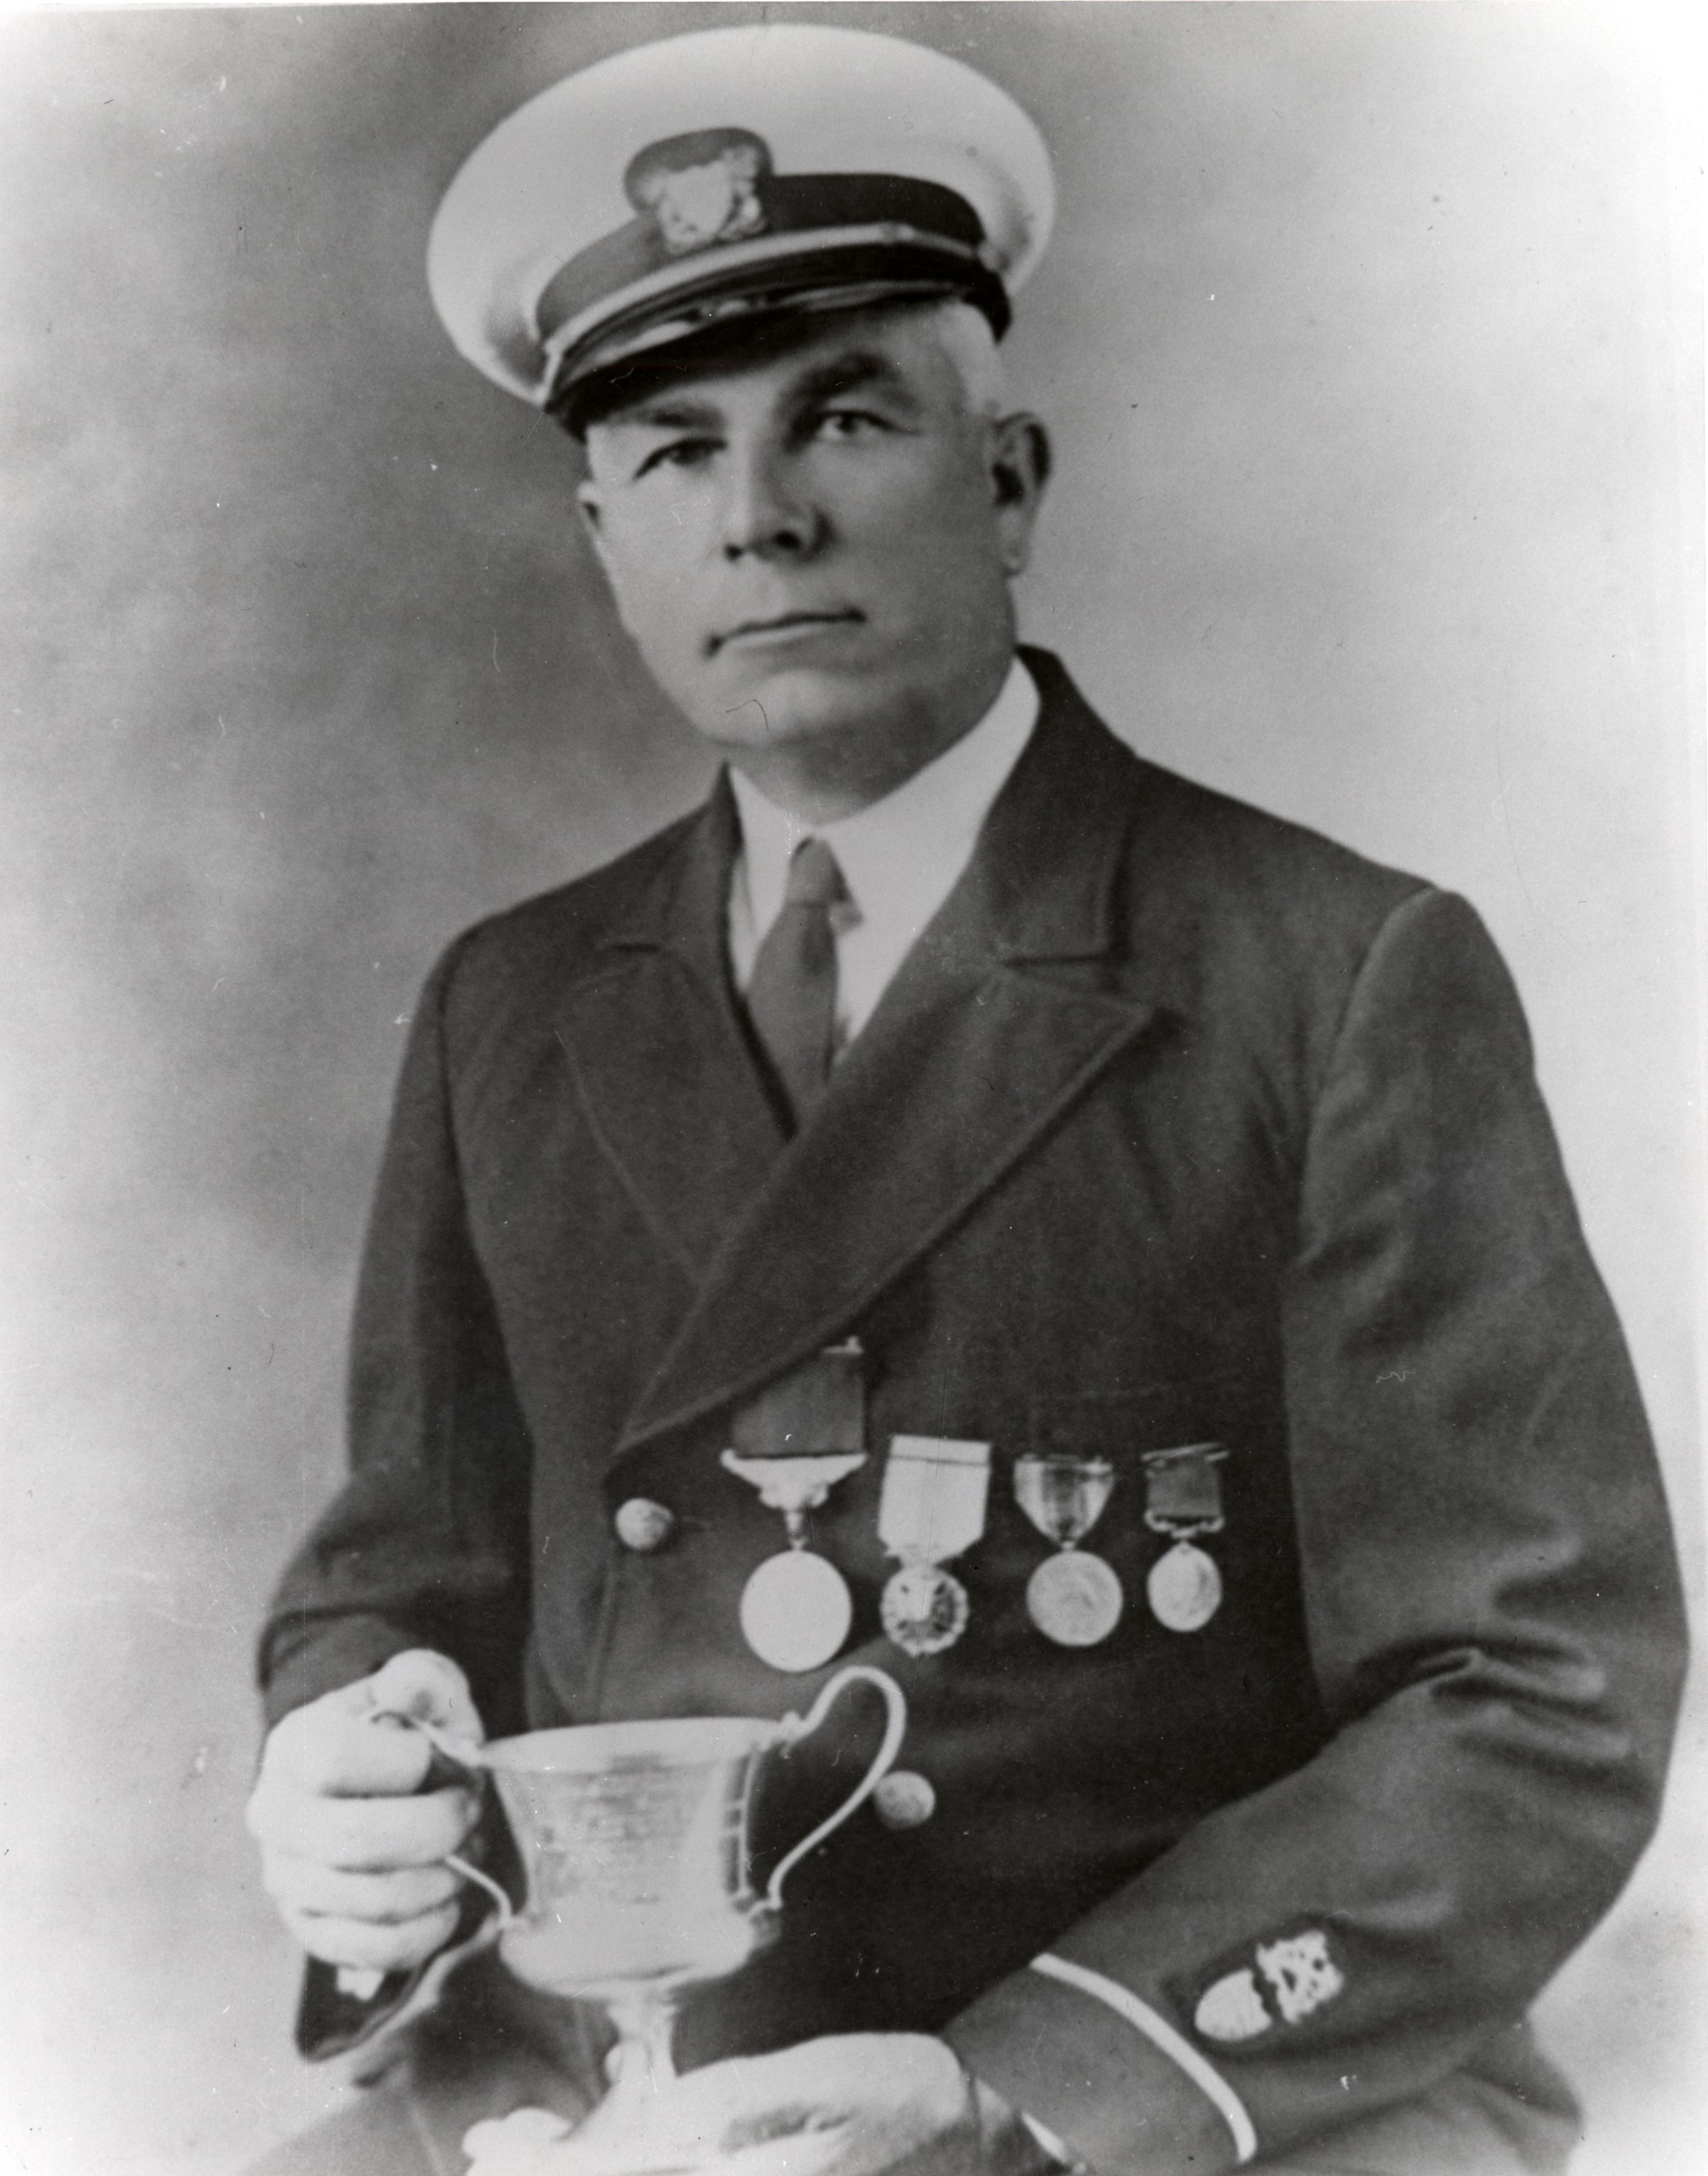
[535,172,990,347]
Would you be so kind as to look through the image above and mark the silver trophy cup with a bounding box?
[397,1665,906,2129]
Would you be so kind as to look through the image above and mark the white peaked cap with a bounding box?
[427,23,1054,425]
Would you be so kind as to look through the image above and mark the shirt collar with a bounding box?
[729,655,1040,949]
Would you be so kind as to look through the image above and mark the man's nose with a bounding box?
[719,443,822,561]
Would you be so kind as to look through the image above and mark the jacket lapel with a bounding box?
[613,658,1175,1460]
[554,779,787,1283]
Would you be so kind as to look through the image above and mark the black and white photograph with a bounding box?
[1,5,1701,2174]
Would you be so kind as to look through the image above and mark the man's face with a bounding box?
[578,307,1045,777]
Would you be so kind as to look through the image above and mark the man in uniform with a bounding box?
[246,25,1687,2176]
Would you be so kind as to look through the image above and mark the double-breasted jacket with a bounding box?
[262,652,1685,2173]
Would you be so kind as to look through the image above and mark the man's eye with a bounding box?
[635,439,717,478]
[814,409,888,441]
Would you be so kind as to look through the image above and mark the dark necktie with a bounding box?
[744,836,849,1126]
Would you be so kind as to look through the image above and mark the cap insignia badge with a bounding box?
[626,128,771,258]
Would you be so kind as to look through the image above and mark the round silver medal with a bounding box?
[880,1562,969,1658]
[1026,1549,1124,1647]
[738,1549,853,1674]
[1146,1539,1223,1633]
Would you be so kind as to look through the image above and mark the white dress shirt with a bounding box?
[727,657,1040,1050]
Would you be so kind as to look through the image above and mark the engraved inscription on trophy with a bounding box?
[493,1754,758,1992]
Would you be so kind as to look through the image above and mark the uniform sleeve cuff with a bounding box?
[944,1953,1257,2176]
[260,1615,417,1733]
[295,1955,422,2061]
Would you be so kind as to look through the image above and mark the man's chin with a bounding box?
[687,662,885,750]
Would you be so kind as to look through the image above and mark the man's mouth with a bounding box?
[708,610,863,655]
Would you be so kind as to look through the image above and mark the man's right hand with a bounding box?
[246,1648,486,1976]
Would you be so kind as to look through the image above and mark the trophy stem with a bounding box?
[601,1986,681,2123]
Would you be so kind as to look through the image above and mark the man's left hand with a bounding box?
[531,2035,1048,2176]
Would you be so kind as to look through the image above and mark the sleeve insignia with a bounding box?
[1193,1968,1271,2044]
[1256,1929,1344,2024]
[1185,1923,1349,2046]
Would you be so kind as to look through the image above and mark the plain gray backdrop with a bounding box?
[0,5,1701,2171]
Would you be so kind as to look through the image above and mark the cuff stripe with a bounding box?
[1020,2112,1076,2167]
[1029,1952,1258,2167]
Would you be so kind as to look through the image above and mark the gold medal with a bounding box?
[1014,1453,1123,1648]
[1026,1549,1124,1646]
[1142,1443,1228,1634]
[722,1343,868,1675]
[1145,1539,1223,1633]
[723,1451,865,1673]
[739,1548,854,1673]
[880,1560,970,1658]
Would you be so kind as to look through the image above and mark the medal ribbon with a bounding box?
[1142,1442,1226,1537]
[1013,1456,1115,1548]
[878,1437,991,1565]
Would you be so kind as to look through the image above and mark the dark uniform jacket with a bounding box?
[261,650,1686,2175]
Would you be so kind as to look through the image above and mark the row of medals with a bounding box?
[719,1375,1228,1675]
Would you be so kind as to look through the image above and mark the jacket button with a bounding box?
[873,1771,936,1830]
[613,1498,676,1553]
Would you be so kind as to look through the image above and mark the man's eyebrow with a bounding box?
[785,353,911,406]
[606,394,726,433]
[603,351,911,435]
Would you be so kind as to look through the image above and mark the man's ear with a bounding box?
[576,474,639,638]
[987,412,1051,576]
[576,478,609,566]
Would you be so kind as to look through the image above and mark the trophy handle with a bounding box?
[765,1665,908,1908]
[367,1706,490,1772]
[445,1851,515,1930]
